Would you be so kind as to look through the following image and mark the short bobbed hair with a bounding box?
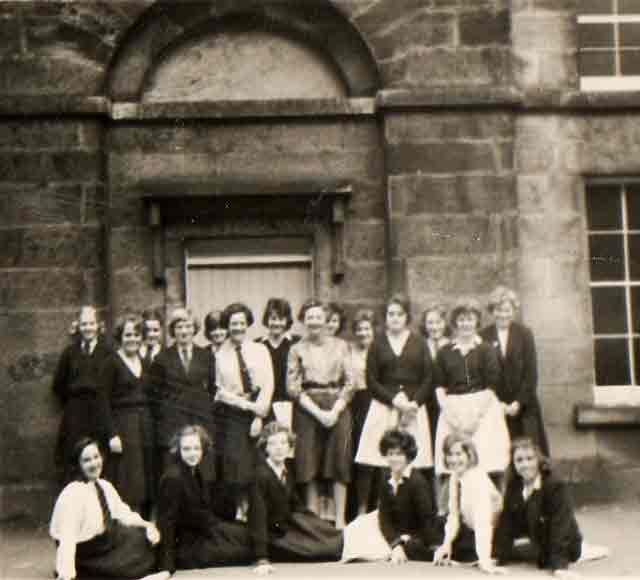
[450,299,482,330]
[385,293,412,324]
[487,285,521,313]
[379,429,418,463]
[297,298,328,323]
[327,302,347,335]
[78,305,99,322]
[351,308,376,334]
[221,302,254,329]
[508,436,551,479]
[168,307,201,338]
[262,298,294,330]
[203,309,225,341]
[420,303,449,338]
[442,434,479,471]
[168,424,213,459]
[141,308,164,338]
[113,313,142,345]
[69,437,103,482]
[257,421,297,453]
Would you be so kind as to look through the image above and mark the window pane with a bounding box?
[620,0,640,15]
[586,184,622,230]
[627,185,640,230]
[579,50,616,76]
[632,286,640,333]
[592,286,628,333]
[621,49,640,74]
[579,23,615,48]
[594,339,631,386]
[589,235,625,281]
[620,23,640,47]
[628,234,640,280]
[635,339,640,385]
[580,0,613,14]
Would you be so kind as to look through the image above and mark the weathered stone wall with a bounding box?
[0,119,106,519]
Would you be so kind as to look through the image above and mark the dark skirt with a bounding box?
[509,398,551,457]
[56,394,109,483]
[75,522,155,579]
[104,406,154,508]
[293,392,352,484]
[176,520,253,569]
[269,512,343,562]
[350,390,371,455]
[213,402,258,485]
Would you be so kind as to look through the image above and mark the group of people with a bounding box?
[49,287,604,580]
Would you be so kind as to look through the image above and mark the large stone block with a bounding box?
[0,152,99,182]
[395,215,499,257]
[537,341,594,388]
[351,0,429,37]
[512,13,574,51]
[518,213,583,258]
[110,226,151,270]
[0,121,82,151]
[385,112,513,143]
[387,142,497,174]
[2,269,89,309]
[341,264,386,301]
[344,221,385,262]
[459,9,510,46]
[112,267,164,314]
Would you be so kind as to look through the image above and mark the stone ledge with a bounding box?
[574,404,640,428]
[377,87,524,110]
[0,95,109,116]
[524,90,640,110]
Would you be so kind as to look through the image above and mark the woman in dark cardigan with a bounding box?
[250,421,342,575]
[102,314,155,517]
[156,425,252,574]
[493,437,607,577]
[480,285,550,455]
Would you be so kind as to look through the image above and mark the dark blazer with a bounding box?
[378,468,441,552]
[367,332,433,407]
[480,323,549,454]
[156,461,221,573]
[249,459,307,560]
[148,345,215,447]
[494,473,582,571]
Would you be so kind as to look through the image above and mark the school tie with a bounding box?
[280,468,288,486]
[82,341,90,356]
[94,481,113,531]
[181,348,191,373]
[235,344,253,394]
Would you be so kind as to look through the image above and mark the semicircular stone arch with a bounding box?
[106,0,380,101]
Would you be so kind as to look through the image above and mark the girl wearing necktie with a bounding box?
[50,437,167,580]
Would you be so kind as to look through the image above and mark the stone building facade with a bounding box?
[2,0,640,521]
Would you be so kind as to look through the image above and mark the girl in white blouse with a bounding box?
[50,437,168,580]
[433,434,504,575]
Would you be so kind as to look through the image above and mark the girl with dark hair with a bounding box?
[156,425,253,573]
[287,299,354,529]
[342,430,441,564]
[250,422,343,576]
[52,306,114,484]
[433,300,510,478]
[326,302,347,337]
[102,314,154,516]
[355,294,434,490]
[214,302,274,522]
[204,309,228,354]
[433,434,503,574]
[49,438,168,580]
[494,437,607,577]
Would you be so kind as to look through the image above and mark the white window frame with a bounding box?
[587,179,640,405]
[578,10,640,92]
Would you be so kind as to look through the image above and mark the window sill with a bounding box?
[575,404,640,428]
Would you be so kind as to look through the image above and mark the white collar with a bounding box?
[266,458,287,481]
[387,464,413,492]
[81,337,98,352]
[452,335,482,352]
[523,474,542,500]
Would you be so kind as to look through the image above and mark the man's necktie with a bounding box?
[181,348,191,373]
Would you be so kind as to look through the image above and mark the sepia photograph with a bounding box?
[0,0,637,578]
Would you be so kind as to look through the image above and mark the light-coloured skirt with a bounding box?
[341,510,391,563]
[434,390,510,474]
[355,399,433,468]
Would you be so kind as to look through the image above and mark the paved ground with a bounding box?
[1,502,634,579]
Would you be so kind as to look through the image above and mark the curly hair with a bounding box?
[487,285,521,313]
[420,303,449,338]
[450,299,482,330]
[257,421,297,453]
[113,313,142,345]
[378,429,418,462]
[297,298,328,323]
[386,293,412,324]
[351,308,376,334]
[221,302,254,329]
[327,302,347,335]
[168,425,213,459]
[167,307,201,338]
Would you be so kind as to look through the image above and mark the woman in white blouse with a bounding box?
[50,437,168,580]
[433,434,504,575]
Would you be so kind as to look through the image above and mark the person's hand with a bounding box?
[433,544,452,566]
[390,545,408,565]
[553,570,581,579]
[392,391,410,411]
[250,417,263,438]
[506,401,521,417]
[253,562,275,575]
[318,409,338,428]
[109,436,123,454]
[145,523,161,545]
